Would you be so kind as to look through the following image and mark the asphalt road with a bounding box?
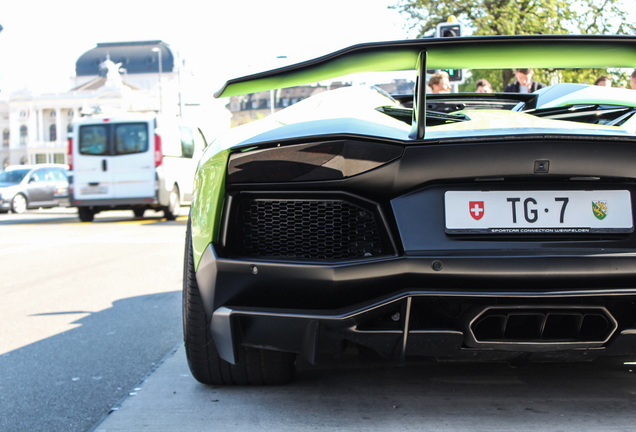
[0,208,186,432]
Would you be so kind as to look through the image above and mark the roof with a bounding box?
[70,76,141,91]
[75,40,174,76]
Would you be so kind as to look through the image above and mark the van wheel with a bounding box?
[164,187,180,220]
[78,207,95,222]
[133,208,145,218]
[183,217,296,385]
[11,194,27,214]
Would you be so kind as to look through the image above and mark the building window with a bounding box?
[2,129,8,148]
[35,154,47,164]
[50,124,57,142]
[19,125,28,146]
[53,153,66,165]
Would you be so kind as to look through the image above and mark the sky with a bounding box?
[0,0,415,96]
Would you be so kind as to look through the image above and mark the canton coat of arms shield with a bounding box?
[592,200,608,220]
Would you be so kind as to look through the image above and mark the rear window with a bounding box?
[79,123,149,156]
[79,125,108,155]
[115,124,148,154]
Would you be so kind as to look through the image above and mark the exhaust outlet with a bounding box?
[465,306,618,350]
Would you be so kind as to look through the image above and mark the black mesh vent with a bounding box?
[228,198,387,260]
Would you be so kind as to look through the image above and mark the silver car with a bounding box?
[0,164,69,213]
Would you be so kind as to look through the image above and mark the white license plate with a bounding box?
[80,185,108,195]
[445,190,633,234]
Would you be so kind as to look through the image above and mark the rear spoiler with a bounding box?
[214,35,636,139]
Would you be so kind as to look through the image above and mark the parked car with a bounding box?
[0,164,69,213]
[183,35,636,385]
[69,114,207,222]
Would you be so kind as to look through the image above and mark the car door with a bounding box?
[24,169,53,205]
[110,122,155,199]
[73,123,115,201]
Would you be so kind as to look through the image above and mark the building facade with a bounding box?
[0,40,178,168]
[0,39,415,168]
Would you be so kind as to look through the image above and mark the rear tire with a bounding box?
[78,207,95,222]
[164,187,180,220]
[183,216,295,385]
[133,208,145,218]
[11,193,27,214]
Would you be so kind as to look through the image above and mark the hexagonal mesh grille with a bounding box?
[229,198,386,260]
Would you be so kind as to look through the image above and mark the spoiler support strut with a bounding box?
[411,50,428,140]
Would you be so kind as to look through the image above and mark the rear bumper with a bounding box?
[71,197,159,208]
[197,245,636,365]
[212,299,636,365]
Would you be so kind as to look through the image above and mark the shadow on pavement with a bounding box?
[0,291,182,432]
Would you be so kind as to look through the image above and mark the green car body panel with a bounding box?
[190,149,230,269]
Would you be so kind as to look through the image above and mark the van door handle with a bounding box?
[102,160,107,171]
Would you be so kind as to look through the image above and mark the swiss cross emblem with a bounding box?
[469,201,485,220]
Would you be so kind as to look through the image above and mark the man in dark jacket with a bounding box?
[504,68,546,93]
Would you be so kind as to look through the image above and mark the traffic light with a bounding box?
[436,23,461,38]
[443,68,462,82]
[434,18,464,84]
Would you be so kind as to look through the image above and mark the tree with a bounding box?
[393,0,636,89]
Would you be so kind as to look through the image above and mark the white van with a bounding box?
[69,114,207,222]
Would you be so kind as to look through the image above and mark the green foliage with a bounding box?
[393,0,635,37]
[393,0,636,89]
[459,68,629,92]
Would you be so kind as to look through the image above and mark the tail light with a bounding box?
[68,137,73,170]
[154,134,163,167]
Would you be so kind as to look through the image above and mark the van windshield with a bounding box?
[79,123,149,156]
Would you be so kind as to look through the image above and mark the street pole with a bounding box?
[152,47,163,114]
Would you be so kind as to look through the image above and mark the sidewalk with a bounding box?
[91,345,198,432]
[91,344,636,432]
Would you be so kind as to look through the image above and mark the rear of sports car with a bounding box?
[184,35,636,385]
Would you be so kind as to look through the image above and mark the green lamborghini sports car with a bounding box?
[184,35,636,385]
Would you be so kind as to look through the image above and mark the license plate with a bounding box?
[80,185,108,195]
[445,190,633,234]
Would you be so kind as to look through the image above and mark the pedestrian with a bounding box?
[594,76,612,87]
[475,79,492,93]
[429,71,451,93]
[504,68,546,93]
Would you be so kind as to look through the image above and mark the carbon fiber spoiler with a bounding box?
[214,35,636,139]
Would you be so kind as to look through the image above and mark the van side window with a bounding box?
[79,125,108,156]
[115,123,148,155]
[179,126,195,158]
